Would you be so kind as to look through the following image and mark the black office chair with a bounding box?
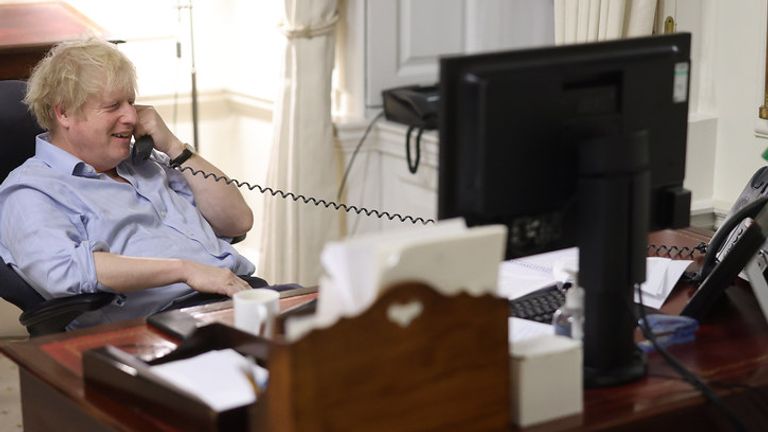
[0,80,117,336]
[0,80,260,336]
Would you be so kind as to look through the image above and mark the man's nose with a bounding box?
[120,103,137,124]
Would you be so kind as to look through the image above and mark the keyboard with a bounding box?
[509,284,566,324]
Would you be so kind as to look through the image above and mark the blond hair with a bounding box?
[24,38,137,130]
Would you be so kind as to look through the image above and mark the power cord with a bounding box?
[337,111,385,201]
[405,125,425,174]
[634,283,748,432]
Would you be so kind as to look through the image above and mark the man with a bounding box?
[0,38,259,329]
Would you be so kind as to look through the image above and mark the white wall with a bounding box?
[344,1,768,234]
[337,0,733,238]
[711,0,768,216]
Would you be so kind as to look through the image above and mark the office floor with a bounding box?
[0,341,22,431]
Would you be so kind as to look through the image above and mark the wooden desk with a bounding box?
[3,228,768,431]
[1,294,317,432]
[0,2,105,80]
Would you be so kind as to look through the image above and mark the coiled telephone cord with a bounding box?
[172,164,436,225]
[647,242,708,259]
[170,162,715,255]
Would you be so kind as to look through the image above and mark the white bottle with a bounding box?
[552,270,584,340]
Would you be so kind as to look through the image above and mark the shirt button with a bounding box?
[114,295,126,307]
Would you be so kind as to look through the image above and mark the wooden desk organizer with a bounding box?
[83,282,511,431]
[83,324,262,431]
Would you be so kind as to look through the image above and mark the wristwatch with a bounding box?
[169,143,195,167]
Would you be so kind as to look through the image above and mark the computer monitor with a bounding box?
[438,33,691,387]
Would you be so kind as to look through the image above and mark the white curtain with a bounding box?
[259,0,341,286]
[554,0,658,45]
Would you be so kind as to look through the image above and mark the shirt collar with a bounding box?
[34,133,99,177]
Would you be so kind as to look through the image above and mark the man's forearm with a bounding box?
[170,150,254,237]
[93,252,187,293]
[93,252,251,296]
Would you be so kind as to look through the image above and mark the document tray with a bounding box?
[252,282,511,432]
[83,282,510,432]
[83,323,269,432]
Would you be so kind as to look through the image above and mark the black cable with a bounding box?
[697,380,768,416]
[405,126,423,174]
[336,111,385,201]
[634,283,748,432]
[172,163,435,225]
[647,372,768,425]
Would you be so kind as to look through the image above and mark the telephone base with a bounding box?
[744,251,768,326]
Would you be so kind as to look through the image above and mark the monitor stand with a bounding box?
[577,130,649,388]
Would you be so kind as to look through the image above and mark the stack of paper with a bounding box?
[498,247,692,309]
[286,218,508,341]
[148,349,266,412]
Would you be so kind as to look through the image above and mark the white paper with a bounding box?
[497,248,578,299]
[643,257,669,295]
[150,349,265,412]
[509,317,554,343]
[316,218,469,328]
[291,218,507,341]
[633,258,692,309]
[499,248,692,309]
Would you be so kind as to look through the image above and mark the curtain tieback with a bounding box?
[279,14,339,39]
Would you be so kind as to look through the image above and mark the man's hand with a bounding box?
[182,260,252,296]
[134,105,186,159]
[131,105,253,237]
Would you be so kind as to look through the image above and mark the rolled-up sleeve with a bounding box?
[0,186,108,298]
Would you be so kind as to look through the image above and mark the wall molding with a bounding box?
[138,89,273,121]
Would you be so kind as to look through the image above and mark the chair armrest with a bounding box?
[20,292,116,336]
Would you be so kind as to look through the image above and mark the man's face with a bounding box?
[55,85,137,172]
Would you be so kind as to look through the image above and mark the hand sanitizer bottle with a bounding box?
[552,270,584,340]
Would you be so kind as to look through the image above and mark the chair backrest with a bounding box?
[0,80,47,310]
[0,80,41,182]
[0,257,45,311]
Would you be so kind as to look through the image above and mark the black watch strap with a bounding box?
[169,146,194,167]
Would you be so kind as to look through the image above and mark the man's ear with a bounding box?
[53,104,71,129]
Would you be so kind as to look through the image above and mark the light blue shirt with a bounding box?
[0,134,255,328]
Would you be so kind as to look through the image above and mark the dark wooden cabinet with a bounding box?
[0,2,104,80]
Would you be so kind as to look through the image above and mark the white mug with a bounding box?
[233,289,280,338]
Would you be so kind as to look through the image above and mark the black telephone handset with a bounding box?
[681,167,768,319]
[132,135,155,163]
